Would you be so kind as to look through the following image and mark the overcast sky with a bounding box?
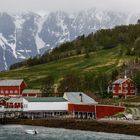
[0,0,140,14]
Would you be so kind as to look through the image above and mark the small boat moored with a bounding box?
[25,129,39,135]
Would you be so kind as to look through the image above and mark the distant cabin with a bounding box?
[0,80,27,97]
[112,78,135,98]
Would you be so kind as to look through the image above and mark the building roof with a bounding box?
[22,89,42,94]
[63,92,97,104]
[0,97,10,101]
[24,97,68,102]
[112,78,132,84]
[0,80,24,86]
[7,97,23,103]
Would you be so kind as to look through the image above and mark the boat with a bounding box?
[25,129,39,135]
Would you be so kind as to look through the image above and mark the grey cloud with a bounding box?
[0,0,140,13]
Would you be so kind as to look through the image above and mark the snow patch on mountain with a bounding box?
[0,33,17,59]
[14,15,25,29]
[35,16,46,52]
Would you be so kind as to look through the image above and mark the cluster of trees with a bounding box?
[10,23,140,70]
[134,71,140,94]
[40,71,119,98]
[40,66,140,98]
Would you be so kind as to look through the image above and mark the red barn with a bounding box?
[112,78,135,98]
[22,89,42,97]
[0,80,27,97]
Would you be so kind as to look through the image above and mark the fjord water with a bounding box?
[0,125,140,140]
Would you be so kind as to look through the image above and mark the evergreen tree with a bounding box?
[58,74,81,93]
[41,75,55,97]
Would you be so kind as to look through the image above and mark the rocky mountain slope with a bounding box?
[0,9,140,71]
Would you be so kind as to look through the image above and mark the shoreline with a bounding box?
[4,118,140,136]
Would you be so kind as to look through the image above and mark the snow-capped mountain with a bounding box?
[0,9,140,71]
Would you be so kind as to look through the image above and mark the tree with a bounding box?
[58,74,81,93]
[83,73,95,91]
[133,71,140,95]
[93,73,109,98]
[111,69,119,81]
[41,75,54,97]
[133,37,140,56]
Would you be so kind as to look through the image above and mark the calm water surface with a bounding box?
[0,125,140,140]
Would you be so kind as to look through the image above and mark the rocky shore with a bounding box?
[5,118,140,136]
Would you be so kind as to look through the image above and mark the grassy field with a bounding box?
[0,46,134,88]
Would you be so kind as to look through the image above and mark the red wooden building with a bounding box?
[112,78,135,98]
[0,80,27,97]
[22,89,42,97]
[64,92,125,119]
[68,104,125,119]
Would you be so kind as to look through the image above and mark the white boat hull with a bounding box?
[25,129,39,135]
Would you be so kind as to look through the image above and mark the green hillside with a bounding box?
[0,45,134,88]
[1,23,140,97]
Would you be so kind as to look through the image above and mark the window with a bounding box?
[14,90,18,94]
[123,90,128,93]
[131,90,134,93]
[10,90,13,94]
[1,90,4,93]
[5,90,8,94]
[24,104,28,108]
[118,90,122,93]
[112,90,115,93]
[123,84,128,87]
[130,84,133,87]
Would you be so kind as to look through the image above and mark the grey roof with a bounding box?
[7,97,23,103]
[0,80,24,86]
[22,89,42,94]
[24,97,68,102]
[63,92,97,104]
[112,78,131,84]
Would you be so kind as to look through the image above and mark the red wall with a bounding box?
[20,82,27,94]
[96,105,125,118]
[22,93,42,97]
[68,104,125,119]
[68,104,95,112]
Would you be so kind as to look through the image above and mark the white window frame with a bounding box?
[118,90,122,93]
